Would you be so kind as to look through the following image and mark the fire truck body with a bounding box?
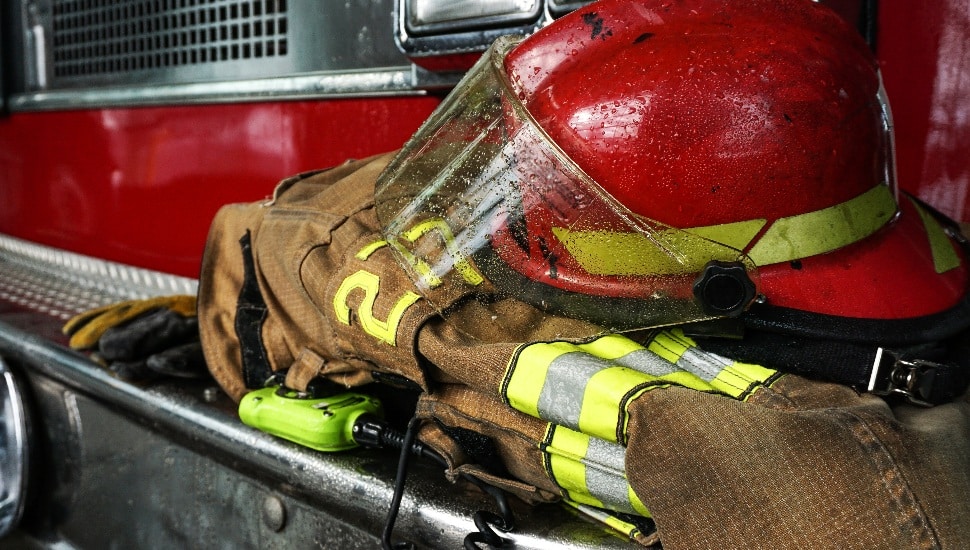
[0,1,968,548]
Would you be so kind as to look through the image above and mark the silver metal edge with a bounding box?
[402,0,544,36]
[394,0,539,58]
[7,68,429,111]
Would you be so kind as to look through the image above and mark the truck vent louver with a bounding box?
[51,0,289,77]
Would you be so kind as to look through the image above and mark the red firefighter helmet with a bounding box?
[375,0,969,338]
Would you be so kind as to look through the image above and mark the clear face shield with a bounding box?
[374,36,764,339]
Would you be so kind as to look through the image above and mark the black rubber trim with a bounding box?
[235,230,273,389]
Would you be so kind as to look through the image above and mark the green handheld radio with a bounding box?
[238,386,383,452]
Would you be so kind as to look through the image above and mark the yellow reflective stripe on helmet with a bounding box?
[550,226,741,276]
[543,425,650,517]
[683,219,768,250]
[747,184,896,265]
[551,184,897,274]
[910,198,962,274]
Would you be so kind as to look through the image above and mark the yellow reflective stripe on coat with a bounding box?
[502,330,778,443]
[503,338,653,443]
[543,424,650,518]
[564,501,654,543]
[647,329,778,398]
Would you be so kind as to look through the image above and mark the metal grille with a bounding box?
[51,0,289,78]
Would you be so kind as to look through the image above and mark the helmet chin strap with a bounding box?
[690,325,970,407]
[688,225,970,407]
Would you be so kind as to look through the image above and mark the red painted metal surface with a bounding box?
[879,0,970,222]
[0,97,440,277]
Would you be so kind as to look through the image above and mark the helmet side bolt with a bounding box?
[693,261,757,317]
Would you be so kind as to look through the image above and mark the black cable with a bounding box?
[381,417,422,550]
[353,415,515,549]
[460,479,515,549]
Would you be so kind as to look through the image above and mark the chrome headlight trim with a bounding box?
[404,0,543,36]
[0,358,30,538]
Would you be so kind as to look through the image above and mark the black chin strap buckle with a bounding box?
[869,348,942,407]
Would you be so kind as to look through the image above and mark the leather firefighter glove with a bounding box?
[63,295,207,380]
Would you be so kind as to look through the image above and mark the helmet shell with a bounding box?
[502,0,966,319]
